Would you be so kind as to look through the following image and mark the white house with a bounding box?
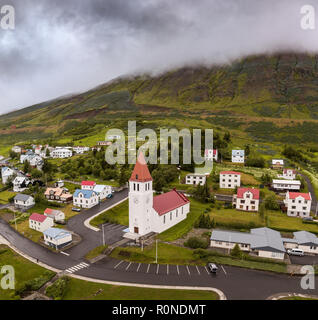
[14,194,35,211]
[185,174,207,186]
[204,149,218,162]
[29,213,54,232]
[232,150,245,163]
[13,176,30,192]
[284,192,312,218]
[50,148,73,159]
[81,181,96,190]
[73,146,90,154]
[20,151,34,164]
[210,228,286,260]
[233,188,260,212]
[93,185,112,200]
[1,167,15,184]
[282,169,296,180]
[272,179,301,191]
[43,228,72,249]
[44,208,65,222]
[12,146,22,154]
[219,171,241,189]
[29,155,43,168]
[73,189,99,208]
[272,159,284,170]
[283,231,318,255]
[124,152,190,240]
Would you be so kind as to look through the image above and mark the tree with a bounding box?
[231,244,242,258]
[23,161,31,174]
[261,173,271,185]
[264,194,280,210]
[244,145,250,157]
[223,132,231,143]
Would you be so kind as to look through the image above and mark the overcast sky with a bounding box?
[0,0,318,114]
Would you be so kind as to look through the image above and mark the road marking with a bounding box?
[60,251,69,256]
[196,265,200,275]
[114,260,124,269]
[65,262,90,274]
[126,262,132,271]
[146,264,150,273]
[137,263,141,272]
[186,265,190,275]
[204,266,209,275]
[221,265,227,275]
[176,265,180,275]
[156,264,160,274]
[167,264,169,275]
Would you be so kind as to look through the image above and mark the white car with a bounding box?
[287,248,304,256]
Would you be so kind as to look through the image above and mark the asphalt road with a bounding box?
[0,190,318,300]
[297,171,317,213]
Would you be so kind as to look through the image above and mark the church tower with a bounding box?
[128,152,153,236]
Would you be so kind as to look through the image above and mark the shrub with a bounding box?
[184,237,209,249]
[231,244,243,258]
[45,277,69,300]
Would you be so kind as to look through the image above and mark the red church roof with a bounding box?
[288,192,311,201]
[237,187,260,200]
[81,181,96,186]
[130,152,153,182]
[29,213,48,223]
[220,171,241,175]
[153,189,189,216]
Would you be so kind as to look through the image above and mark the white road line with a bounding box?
[196,266,200,275]
[156,264,159,274]
[221,265,227,275]
[204,266,209,275]
[60,251,70,256]
[126,262,132,271]
[137,263,141,272]
[114,260,124,269]
[176,265,180,275]
[186,265,190,275]
[167,264,169,275]
[146,264,150,273]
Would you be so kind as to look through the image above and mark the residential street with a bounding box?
[297,171,318,213]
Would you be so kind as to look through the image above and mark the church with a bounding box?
[124,152,190,239]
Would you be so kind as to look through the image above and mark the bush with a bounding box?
[45,277,69,300]
[231,244,243,258]
[184,237,209,249]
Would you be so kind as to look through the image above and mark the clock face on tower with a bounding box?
[133,196,139,204]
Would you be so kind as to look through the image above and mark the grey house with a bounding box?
[14,194,35,211]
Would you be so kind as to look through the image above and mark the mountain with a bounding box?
[2,52,318,148]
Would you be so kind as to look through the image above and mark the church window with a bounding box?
[133,183,136,191]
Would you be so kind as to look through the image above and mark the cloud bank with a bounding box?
[0,0,318,113]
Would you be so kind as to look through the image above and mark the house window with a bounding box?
[170,212,172,221]
[163,216,166,224]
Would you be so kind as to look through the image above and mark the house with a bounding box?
[272,159,284,170]
[20,151,34,164]
[272,179,301,191]
[232,150,245,163]
[12,146,22,154]
[13,176,30,192]
[14,194,35,211]
[219,171,241,189]
[93,185,112,200]
[124,152,190,239]
[43,228,72,249]
[282,169,296,180]
[283,231,318,255]
[73,189,99,208]
[54,180,64,188]
[81,181,96,190]
[97,141,112,146]
[284,192,312,218]
[73,146,90,154]
[185,174,206,186]
[44,187,73,203]
[204,149,218,162]
[210,227,286,260]
[1,167,15,184]
[29,213,54,232]
[44,208,65,222]
[107,135,121,140]
[29,155,43,168]
[233,188,260,212]
[50,148,73,159]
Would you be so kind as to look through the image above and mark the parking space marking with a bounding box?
[196,266,200,275]
[146,264,150,273]
[186,265,190,275]
[221,265,227,275]
[137,263,141,272]
[61,251,70,256]
[156,264,160,274]
[114,260,124,269]
[126,262,132,271]
[176,265,180,275]
[204,266,209,275]
[167,264,169,275]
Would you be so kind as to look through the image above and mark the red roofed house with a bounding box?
[233,187,260,212]
[282,169,297,180]
[219,171,241,189]
[284,191,312,218]
[125,152,190,239]
[81,181,96,191]
[205,149,218,162]
[29,213,54,232]
[44,208,65,222]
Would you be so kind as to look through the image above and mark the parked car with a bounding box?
[72,207,81,212]
[106,193,113,199]
[287,248,304,256]
[208,263,218,273]
[303,217,314,222]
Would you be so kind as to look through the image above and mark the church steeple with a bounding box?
[129,152,153,182]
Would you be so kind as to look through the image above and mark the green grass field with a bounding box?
[0,190,16,204]
[85,245,108,260]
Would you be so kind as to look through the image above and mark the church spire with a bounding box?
[129,152,153,182]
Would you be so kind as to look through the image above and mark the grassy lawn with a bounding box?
[90,200,128,227]
[14,219,43,243]
[0,245,55,299]
[85,245,108,260]
[62,277,219,300]
[240,173,260,186]
[0,190,16,204]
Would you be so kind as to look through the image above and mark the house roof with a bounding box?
[44,208,63,216]
[1,167,13,175]
[45,187,64,196]
[14,194,33,202]
[237,187,260,200]
[287,192,311,201]
[153,189,189,216]
[130,152,153,182]
[73,189,96,198]
[272,159,284,165]
[29,213,48,223]
[43,227,71,240]
[220,171,241,175]
[283,168,296,174]
[293,231,318,245]
[205,149,217,155]
[273,179,301,185]
[81,180,96,186]
[13,176,27,184]
[93,185,109,193]
[232,150,244,156]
